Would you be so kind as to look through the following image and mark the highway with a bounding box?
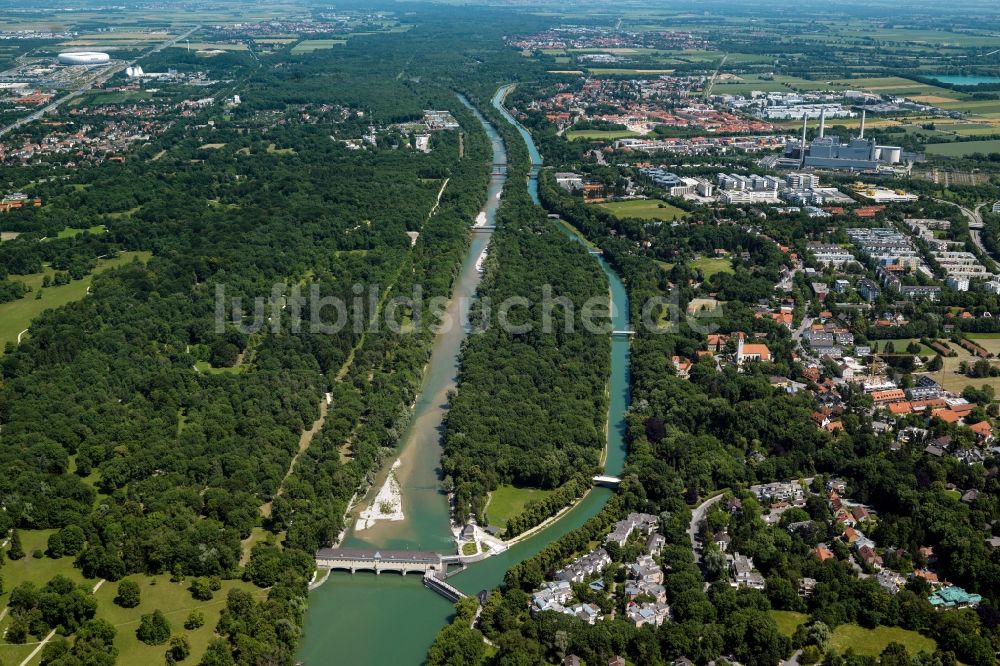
[0,25,200,139]
[934,198,997,271]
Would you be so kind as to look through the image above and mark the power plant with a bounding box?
[779,109,920,172]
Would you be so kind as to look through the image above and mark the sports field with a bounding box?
[599,199,687,221]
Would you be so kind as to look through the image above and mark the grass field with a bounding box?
[926,139,1000,157]
[485,485,555,529]
[771,610,808,638]
[599,199,687,221]
[830,624,936,657]
[869,339,936,356]
[588,68,675,75]
[565,129,640,141]
[194,360,245,375]
[95,574,267,665]
[769,611,936,656]
[55,225,107,239]
[173,42,248,51]
[0,530,268,665]
[0,251,151,351]
[291,39,346,53]
[690,256,734,278]
[921,343,1000,394]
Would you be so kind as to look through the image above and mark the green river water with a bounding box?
[296,86,631,665]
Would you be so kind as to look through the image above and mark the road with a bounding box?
[934,198,997,271]
[687,493,724,564]
[703,53,728,99]
[0,25,200,138]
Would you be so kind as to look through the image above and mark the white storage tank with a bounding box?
[877,146,903,164]
[57,51,111,65]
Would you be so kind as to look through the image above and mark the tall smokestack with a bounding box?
[819,108,826,139]
[800,114,808,167]
[859,109,866,139]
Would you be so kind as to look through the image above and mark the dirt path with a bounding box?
[259,399,329,519]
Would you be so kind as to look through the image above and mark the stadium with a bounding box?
[57,51,111,65]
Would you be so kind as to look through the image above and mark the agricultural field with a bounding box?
[921,342,1000,394]
[926,139,1000,157]
[170,42,248,51]
[565,129,640,141]
[0,251,151,350]
[485,485,555,529]
[598,198,687,221]
[587,68,675,75]
[291,39,347,53]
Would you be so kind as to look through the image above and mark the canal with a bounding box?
[296,85,631,665]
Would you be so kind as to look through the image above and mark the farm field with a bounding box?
[566,129,640,141]
[0,251,151,350]
[598,198,687,221]
[922,343,1000,394]
[171,42,248,51]
[291,39,347,53]
[926,139,1000,157]
[486,485,555,529]
[587,68,675,75]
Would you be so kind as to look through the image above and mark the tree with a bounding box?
[136,610,171,645]
[198,638,235,666]
[8,529,24,560]
[188,577,213,601]
[184,610,204,630]
[167,636,191,662]
[114,579,141,608]
[880,642,912,666]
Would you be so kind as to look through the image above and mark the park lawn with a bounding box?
[239,527,283,566]
[266,143,297,155]
[194,360,245,375]
[94,574,268,666]
[0,251,151,351]
[1,530,90,607]
[486,485,555,529]
[599,199,687,222]
[770,610,809,638]
[461,542,478,556]
[0,252,152,350]
[291,39,346,53]
[55,224,107,239]
[690,257,734,278]
[199,143,227,150]
[565,129,641,141]
[830,624,936,657]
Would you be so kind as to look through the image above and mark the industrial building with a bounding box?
[57,51,111,65]
[780,110,919,172]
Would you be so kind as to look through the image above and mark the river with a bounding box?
[296,85,630,665]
